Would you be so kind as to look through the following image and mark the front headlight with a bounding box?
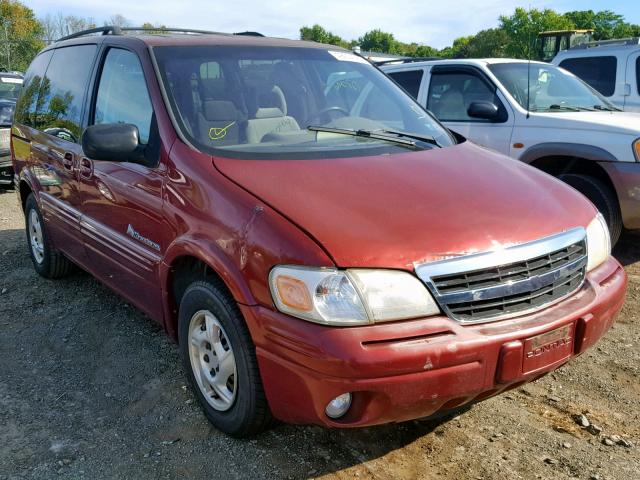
[586,213,611,272]
[269,266,440,326]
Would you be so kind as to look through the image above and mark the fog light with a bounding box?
[325,393,352,419]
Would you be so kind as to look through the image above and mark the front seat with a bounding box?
[435,88,467,121]
[197,100,240,146]
[245,85,300,143]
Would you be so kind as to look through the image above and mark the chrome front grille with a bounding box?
[415,228,588,324]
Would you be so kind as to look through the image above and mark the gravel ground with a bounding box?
[0,188,638,480]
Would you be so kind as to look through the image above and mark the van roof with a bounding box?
[49,26,341,51]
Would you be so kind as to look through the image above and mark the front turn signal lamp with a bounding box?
[634,138,640,162]
[269,266,440,326]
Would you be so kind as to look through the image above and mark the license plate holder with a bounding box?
[522,323,574,374]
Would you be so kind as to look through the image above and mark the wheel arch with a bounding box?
[160,237,257,341]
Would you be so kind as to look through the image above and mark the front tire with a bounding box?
[24,194,74,278]
[558,174,622,246]
[178,280,272,437]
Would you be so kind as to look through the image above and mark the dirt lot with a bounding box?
[0,189,638,480]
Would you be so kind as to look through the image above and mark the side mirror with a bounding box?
[82,123,140,162]
[467,101,500,121]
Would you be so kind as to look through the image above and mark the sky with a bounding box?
[25,0,640,49]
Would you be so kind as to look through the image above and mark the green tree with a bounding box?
[300,24,348,48]
[439,35,475,58]
[466,28,510,58]
[0,0,44,72]
[562,10,635,40]
[358,29,399,53]
[499,7,574,58]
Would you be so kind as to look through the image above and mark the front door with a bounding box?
[79,46,167,320]
[426,66,514,154]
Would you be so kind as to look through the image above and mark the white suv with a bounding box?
[380,58,640,244]
[552,38,640,112]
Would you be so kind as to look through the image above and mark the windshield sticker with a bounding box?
[209,121,235,140]
[1,77,22,84]
[327,51,369,64]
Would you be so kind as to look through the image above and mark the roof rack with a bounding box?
[57,26,122,42]
[570,37,640,49]
[374,56,439,66]
[56,26,264,42]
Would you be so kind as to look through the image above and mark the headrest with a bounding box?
[203,100,238,122]
[254,85,287,116]
[255,107,284,119]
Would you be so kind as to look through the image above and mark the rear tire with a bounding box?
[558,174,622,246]
[24,194,74,278]
[178,279,272,437]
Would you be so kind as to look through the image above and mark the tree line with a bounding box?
[301,8,640,58]
[1,0,640,73]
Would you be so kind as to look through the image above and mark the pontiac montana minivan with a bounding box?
[11,27,627,437]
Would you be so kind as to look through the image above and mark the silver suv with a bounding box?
[553,38,640,112]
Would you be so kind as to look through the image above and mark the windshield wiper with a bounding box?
[593,104,621,112]
[307,126,425,150]
[545,104,594,112]
[378,129,440,147]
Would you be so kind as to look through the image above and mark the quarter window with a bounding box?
[559,56,617,97]
[14,50,53,128]
[427,72,503,122]
[94,49,153,144]
[37,45,97,143]
[388,70,423,100]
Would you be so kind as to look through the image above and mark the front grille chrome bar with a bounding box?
[415,227,587,324]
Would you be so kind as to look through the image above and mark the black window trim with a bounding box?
[37,43,99,145]
[86,44,160,168]
[386,68,425,101]
[427,64,509,124]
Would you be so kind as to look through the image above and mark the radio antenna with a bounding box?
[526,6,532,119]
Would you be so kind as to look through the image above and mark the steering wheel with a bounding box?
[307,106,350,124]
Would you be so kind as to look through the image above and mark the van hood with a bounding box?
[213,141,596,270]
[530,110,640,135]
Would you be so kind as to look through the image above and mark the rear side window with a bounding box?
[94,49,153,144]
[559,56,617,97]
[14,50,53,128]
[37,45,97,143]
[388,70,423,100]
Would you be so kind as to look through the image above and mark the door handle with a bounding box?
[79,157,93,179]
[62,152,75,171]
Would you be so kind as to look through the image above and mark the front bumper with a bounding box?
[0,154,12,186]
[241,256,627,427]
[600,161,640,230]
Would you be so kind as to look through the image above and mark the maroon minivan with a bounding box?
[11,27,627,437]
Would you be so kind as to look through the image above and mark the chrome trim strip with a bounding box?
[415,227,586,280]
[80,218,161,268]
[40,192,162,269]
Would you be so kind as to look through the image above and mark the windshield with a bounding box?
[0,75,23,102]
[153,46,455,159]
[488,62,615,112]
